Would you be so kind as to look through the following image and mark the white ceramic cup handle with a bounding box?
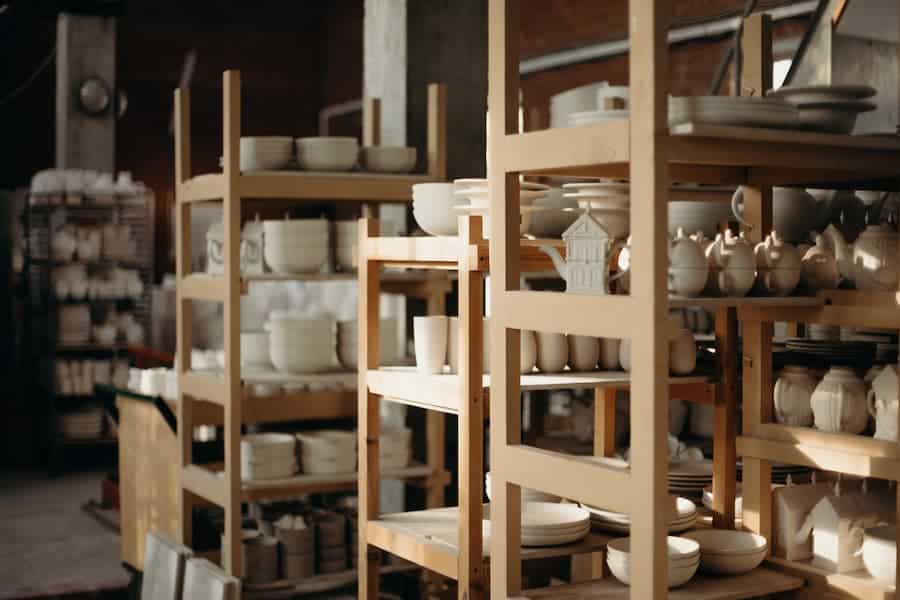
[849,525,865,558]
[731,187,751,227]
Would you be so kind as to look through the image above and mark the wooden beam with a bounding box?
[363,97,381,147]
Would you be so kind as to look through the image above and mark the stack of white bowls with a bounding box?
[582,497,697,534]
[517,502,590,547]
[296,430,356,475]
[529,188,580,238]
[337,318,400,369]
[484,471,560,503]
[334,221,357,271]
[682,529,768,575]
[412,183,468,236]
[380,426,412,469]
[267,313,336,374]
[453,178,550,238]
[359,146,416,173]
[562,181,630,239]
[239,137,293,172]
[567,85,631,127]
[549,81,609,128]
[295,137,358,171]
[262,218,329,274]
[241,433,297,480]
[58,408,104,439]
[767,84,877,134]
[607,535,700,588]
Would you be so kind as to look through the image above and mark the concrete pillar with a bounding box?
[56,13,116,171]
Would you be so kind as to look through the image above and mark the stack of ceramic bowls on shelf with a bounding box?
[607,536,700,588]
[314,512,349,573]
[239,137,294,171]
[529,187,580,238]
[513,502,591,547]
[337,318,400,369]
[767,84,877,134]
[57,407,104,439]
[296,137,359,171]
[241,433,297,481]
[667,460,713,500]
[562,181,630,239]
[453,178,550,238]
[334,220,358,271]
[484,472,560,503]
[59,305,91,345]
[669,96,799,129]
[380,426,412,469]
[583,497,697,534]
[550,81,608,128]
[262,218,329,274]
[359,146,417,173]
[682,530,768,575]
[296,430,356,475]
[412,183,468,236]
[274,515,314,579]
[266,312,336,374]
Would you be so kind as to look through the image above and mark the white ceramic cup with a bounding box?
[521,330,537,374]
[598,338,621,370]
[568,335,600,372]
[413,316,448,374]
[535,331,568,373]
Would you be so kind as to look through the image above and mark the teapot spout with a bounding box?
[539,245,567,279]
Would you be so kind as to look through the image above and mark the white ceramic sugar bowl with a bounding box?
[754,232,801,297]
[774,366,815,426]
[668,227,709,297]
[811,367,868,434]
[703,230,756,297]
[801,235,841,291]
[852,224,899,291]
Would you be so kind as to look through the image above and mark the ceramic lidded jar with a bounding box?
[703,230,756,296]
[852,224,899,291]
[668,227,709,297]
[810,367,868,434]
[774,366,815,426]
[754,232,801,297]
[801,235,840,291]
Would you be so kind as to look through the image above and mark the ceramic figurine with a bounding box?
[541,209,627,295]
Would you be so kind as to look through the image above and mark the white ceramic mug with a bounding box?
[535,331,568,373]
[520,330,537,374]
[567,335,599,372]
[598,338,621,370]
[413,316,448,374]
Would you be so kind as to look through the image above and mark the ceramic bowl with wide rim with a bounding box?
[295,137,359,171]
[681,529,767,574]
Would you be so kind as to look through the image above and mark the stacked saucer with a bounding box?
[607,535,700,588]
[767,84,877,134]
[669,96,799,129]
[517,502,590,547]
[785,338,876,366]
[668,460,713,500]
[561,181,630,239]
[452,178,550,237]
[582,497,697,534]
[241,433,297,481]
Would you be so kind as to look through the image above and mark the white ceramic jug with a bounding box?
[867,365,899,441]
[811,367,868,434]
[853,224,899,291]
[668,227,709,297]
[774,366,815,426]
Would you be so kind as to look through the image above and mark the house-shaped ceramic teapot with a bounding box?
[540,209,625,295]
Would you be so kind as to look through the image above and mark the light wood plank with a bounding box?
[181,371,228,406]
[767,556,894,600]
[738,303,900,329]
[179,174,224,203]
[363,97,381,147]
[181,274,226,302]
[427,83,448,181]
[594,387,617,458]
[182,464,227,507]
[712,308,737,530]
[496,292,636,339]
[237,170,435,201]
[241,464,434,501]
[497,120,630,174]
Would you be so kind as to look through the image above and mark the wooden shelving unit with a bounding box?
[173,69,452,582]
[486,3,900,600]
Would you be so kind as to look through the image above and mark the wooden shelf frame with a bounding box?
[173,69,450,579]
[481,3,900,599]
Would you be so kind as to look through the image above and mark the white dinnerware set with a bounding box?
[606,535,700,588]
[767,84,877,134]
[56,358,128,396]
[57,406,106,439]
[30,169,146,205]
[483,502,590,547]
[266,312,337,374]
[583,496,697,534]
[238,136,416,174]
[562,181,630,239]
[261,217,330,275]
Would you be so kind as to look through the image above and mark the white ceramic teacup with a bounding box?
[568,335,600,372]
[598,338,621,370]
[413,316,448,374]
[535,331,568,373]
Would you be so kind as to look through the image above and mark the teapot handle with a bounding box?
[794,513,815,545]
[731,187,751,228]
[849,525,866,558]
[867,388,879,420]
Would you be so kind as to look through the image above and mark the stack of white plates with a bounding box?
[239,137,293,172]
[784,338,876,365]
[550,82,608,128]
[484,471,561,504]
[262,218,329,274]
[583,497,697,534]
[59,305,91,345]
[452,178,550,238]
[58,407,104,439]
[735,461,811,485]
[669,96,799,129]
[241,433,297,481]
[412,183,467,237]
[296,430,356,475]
[682,529,767,575]
[517,502,590,547]
[767,84,877,134]
[380,426,412,469]
[562,181,630,239]
[668,460,713,499]
[337,318,400,369]
[266,314,336,374]
[607,535,700,588]
[334,221,357,271]
[567,107,630,127]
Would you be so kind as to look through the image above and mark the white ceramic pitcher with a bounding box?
[867,365,899,441]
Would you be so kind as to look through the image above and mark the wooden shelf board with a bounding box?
[516,567,804,599]
[671,122,900,151]
[766,556,895,600]
[240,463,435,502]
[184,388,357,425]
[241,270,435,289]
[238,170,435,202]
[364,236,563,272]
[366,506,612,581]
[668,295,825,309]
[368,366,710,415]
[242,562,419,598]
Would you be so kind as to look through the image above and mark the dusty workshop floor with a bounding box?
[0,469,129,599]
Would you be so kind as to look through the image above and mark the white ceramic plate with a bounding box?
[767,84,876,101]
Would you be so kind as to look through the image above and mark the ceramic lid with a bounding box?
[242,214,264,239]
[755,232,801,270]
[206,221,224,242]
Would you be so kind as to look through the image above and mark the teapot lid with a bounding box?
[207,221,224,241]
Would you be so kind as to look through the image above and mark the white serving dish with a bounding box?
[682,529,768,575]
[295,137,359,171]
[412,183,467,236]
[359,146,416,173]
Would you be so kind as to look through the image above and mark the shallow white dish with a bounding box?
[521,524,590,547]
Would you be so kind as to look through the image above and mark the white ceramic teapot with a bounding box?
[241,215,265,275]
[732,186,832,243]
[668,227,708,297]
[820,223,854,281]
[867,365,898,441]
[801,235,841,291]
[754,232,801,297]
[703,230,756,297]
[811,367,868,434]
[206,221,225,275]
[774,366,815,426]
[852,224,899,291]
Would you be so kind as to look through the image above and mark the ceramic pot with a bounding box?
[413,316,448,375]
[774,366,815,426]
[568,335,599,371]
[754,232,801,296]
[704,230,756,297]
[598,338,620,370]
[669,327,696,375]
[853,225,899,291]
[732,186,831,243]
[668,227,709,297]
[811,367,868,434]
[801,235,841,291]
[536,331,568,373]
[867,365,899,441]
[521,330,537,374]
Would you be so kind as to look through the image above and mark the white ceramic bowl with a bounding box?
[575,207,629,239]
[412,183,466,236]
[240,137,293,171]
[264,243,328,274]
[360,146,416,173]
[606,536,700,588]
[296,137,358,171]
[241,331,270,367]
[262,218,329,236]
[484,471,560,503]
[862,525,896,586]
[296,430,356,455]
[681,530,767,575]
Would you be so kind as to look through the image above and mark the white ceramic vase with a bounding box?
[810,367,868,434]
[413,316,448,375]
[598,338,620,370]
